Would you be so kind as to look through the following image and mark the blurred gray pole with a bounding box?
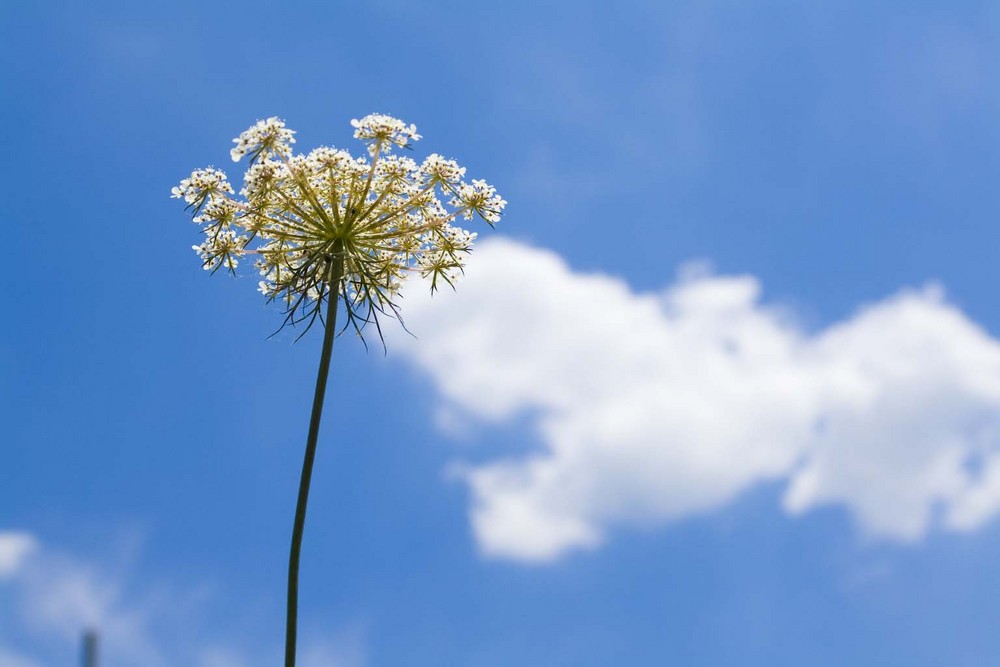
[82,630,98,667]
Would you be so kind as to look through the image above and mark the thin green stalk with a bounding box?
[285,245,345,667]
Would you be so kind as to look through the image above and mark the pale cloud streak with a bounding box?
[0,649,39,667]
[0,531,365,666]
[1,531,176,666]
[0,533,36,580]
[391,238,1000,562]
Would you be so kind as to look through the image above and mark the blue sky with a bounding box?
[4,1,1000,665]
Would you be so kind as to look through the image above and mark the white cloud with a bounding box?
[3,534,172,666]
[0,531,365,666]
[193,636,366,667]
[197,646,249,667]
[0,533,36,580]
[390,238,1000,562]
[299,630,367,667]
[0,648,40,667]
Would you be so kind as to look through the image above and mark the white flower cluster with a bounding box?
[171,168,234,208]
[230,117,297,162]
[173,113,506,337]
[451,180,504,223]
[350,114,421,155]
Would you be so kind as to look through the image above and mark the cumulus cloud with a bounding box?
[390,238,1000,562]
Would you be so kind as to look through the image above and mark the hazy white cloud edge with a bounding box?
[0,532,364,667]
[391,238,1000,563]
[0,534,36,581]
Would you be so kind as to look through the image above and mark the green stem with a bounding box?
[285,246,345,667]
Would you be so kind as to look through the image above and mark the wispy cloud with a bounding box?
[299,627,367,667]
[0,534,36,580]
[1,530,184,665]
[0,648,40,667]
[0,531,366,666]
[391,238,1000,562]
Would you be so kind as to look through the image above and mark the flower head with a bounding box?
[350,114,421,155]
[230,117,296,163]
[173,114,505,342]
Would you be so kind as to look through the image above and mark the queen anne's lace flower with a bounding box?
[230,117,297,162]
[350,114,421,155]
[173,113,505,339]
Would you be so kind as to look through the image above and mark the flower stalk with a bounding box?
[286,245,343,667]
[172,113,504,666]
